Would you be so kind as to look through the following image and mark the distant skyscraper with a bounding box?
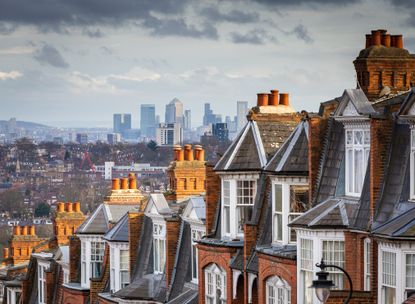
[184,110,191,130]
[156,123,183,146]
[107,133,121,145]
[113,114,132,135]
[165,98,183,125]
[212,123,229,142]
[237,101,248,131]
[76,133,88,144]
[140,104,156,138]
[203,103,222,126]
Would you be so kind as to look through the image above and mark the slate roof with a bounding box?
[398,88,415,115]
[77,203,138,235]
[182,196,206,223]
[214,120,297,172]
[373,207,415,239]
[333,89,376,116]
[103,213,129,242]
[229,249,244,271]
[265,120,309,174]
[145,193,173,215]
[256,244,297,260]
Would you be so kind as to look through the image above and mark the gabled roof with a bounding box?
[373,207,415,239]
[182,196,206,224]
[214,119,297,172]
[77,203,138,235]
[103,213,129,242]
[144,193,173,216]
[265,120,309,174]
[333,89,376,117]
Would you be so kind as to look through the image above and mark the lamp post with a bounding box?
[310,259,353,304]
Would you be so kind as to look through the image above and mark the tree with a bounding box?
[34,203,50,217]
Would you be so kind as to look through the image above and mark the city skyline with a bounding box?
[1,0,415,127]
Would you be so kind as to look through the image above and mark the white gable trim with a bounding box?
[343,100,359,116]
[251,121,267,167]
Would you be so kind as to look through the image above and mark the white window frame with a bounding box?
[205,263,226,304]
[153,221,166,274]
[63,267,70,284]
[410,128,415,200]
[344,127,370,197]
[322,240,345,290]
[221,175,257,239]
[191,228,205,283]
[79,235,105,288]
[6,287,21,304]
[271,177,308,245]
[380,250,397,304]
[265,276,291,304]
[299,238,313,304]
[38,262,48,304]
[364,238,371,291]
[109,242,130,293]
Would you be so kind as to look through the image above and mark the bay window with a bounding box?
[191,228,204,282]
[381,250,396,304]
[410,129,415,199]
[299,238,313,304]
[109,244,130,293]
[6,288,21,304]
[345,128,370,196]
[406,254,415,298]
[120,249,130,288]
[221,178,257,238]
[80,237,105,288]
[153,222,166,274]
[205,263,226,304]
[322,240,345,289]
[91,241,105,278]
[38,263,47,304]
[364,239,371,291]
[272,181,308,244]
[265,276,291,304]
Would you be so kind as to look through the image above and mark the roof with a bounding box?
[103,213,129,242]
[77,203,138,235]
[333,89,376,117]
[145,193,173,216]
[182,196,206,224]
[265,120,309,174]
[256,244,297,260]
[290,197,359,229]
[373,207,415,238]
[214,119,297,172]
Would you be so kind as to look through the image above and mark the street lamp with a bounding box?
[310,259,353,304]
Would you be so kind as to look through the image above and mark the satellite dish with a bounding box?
[379,86,391,97]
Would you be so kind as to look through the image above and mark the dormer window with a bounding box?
[411,129,415,199]
[80,237,105,288]
[345,128,370,196]
[153,222,166,274]
[222,178,257,238]
[109,243,130,293]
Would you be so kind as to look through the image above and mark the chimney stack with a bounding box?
[371,30,381,46]
[74,202,81,213]
[194,145,205,161]
[29,226,35,236]
[3,248,9,259]
[66,202,73,213]
[365,34,372,48]
[112,178,120,190]
[57,202,65,213]
[269,90,279,106]
[257,93,269,106]
[14,226,20,235]
[184,144,194,161]
[173,145,181,161]
[121,177,129,190]
[279,93,289,106]
[393,35,403,49]
[21,226,28,236]
[129,173,137,189]
[382,33,391,47]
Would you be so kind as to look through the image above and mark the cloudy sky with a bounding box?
[0,0,414,127]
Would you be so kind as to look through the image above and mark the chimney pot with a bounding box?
[395,34,403,49]
[279,93,289,106]
[371,30,381,46]
[57,202,65,213]
[74,202,81,213]
[21,226,28,236]
[29,226,35,236]
[178,149,185,161]
[184,144,194,161]
[129,174,137,189]
[3,248,9,259]
[112,178,120,190]
[14,226,20,235]
[121,177,129,190]
[269,90,279,106]
[66,202,73,213]
[382,34,391,47]
[173,145,181,161]
[257,93,269,107]
[365,34,372,48]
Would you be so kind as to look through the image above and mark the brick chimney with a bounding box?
[53,201,86,246]
[354,29,415,100]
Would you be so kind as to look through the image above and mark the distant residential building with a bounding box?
[122,129,140,142]
[107,133,121,145]
[53,137,64,145]
[212,122,229,142]
[113,113,132,135]
[165,98,183,125]
[237,100,248,132]
[140,104,156,138]
[76,133,88,144]
[156,123,182,146]
[184,109,191,130]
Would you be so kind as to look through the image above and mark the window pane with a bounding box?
[237,206,253,233]
[224,206,230,234]
[346,130,353,145]
[323,240,345,289]
[289,185,308,213]
[347,149,353,193]
[274,214,282,241]
[407,254,415,289]
[382,251,396,286]
[274,184,282,212]
[354,149,363,193]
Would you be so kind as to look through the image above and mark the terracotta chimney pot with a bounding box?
[365,34,372,48]
[129,175,137,189]
[257,93,269,106]
[57,202,65,213]
[14,226,20,235]
[371,30,381,46]
[29,226,35,236]
[198,149,205,162]
[395,35,403,49]
[3,248,9,259]
[74,202,81,213]
[184,144,194,161]
[382,34,391,47]
[66,202,73,213]
[21,226,28,236]
[121,178,129,190]
[269,90,279,106]
[112,178,120,190]
[194,145,202,160]
[279,93,289,106]
[173,145,181,161]
[178,149,185,161]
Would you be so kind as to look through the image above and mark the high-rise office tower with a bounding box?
[140,104,156,138]
[203,103,222,126]
[156,123,183,146]
[237,101,248,132]
[165,98,183,125]
[184,110,191,130]
[113,114,132,135]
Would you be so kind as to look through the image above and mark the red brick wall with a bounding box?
[197,243,238,304]
[326,290,372,304]
[46,267,56,304]
[62,285,89,304]
[69,236,81,283]
[54,265,65,304]
[257,253,297,304]
[90,244,110,304]
[165,217,181,287]
[128,211,144,276]
[205,164,221,235]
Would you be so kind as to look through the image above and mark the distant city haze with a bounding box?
[0,0,415,127]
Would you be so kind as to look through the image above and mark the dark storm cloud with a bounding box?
[230,28,277,44]
[33,44,69,68]
[251,0,361,6]
[199,7,260,24]
[291,24,313,44]
[388,0,415,27]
